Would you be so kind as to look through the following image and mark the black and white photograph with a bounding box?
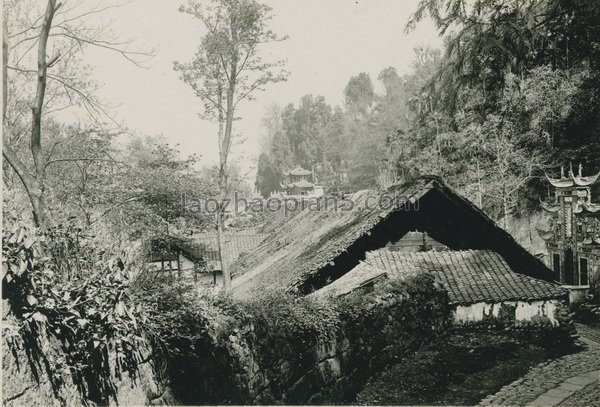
[1,0,600,405]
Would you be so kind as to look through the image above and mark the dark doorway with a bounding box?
[564,249,574,285]
[552,253,561,281]
[580,258,589,285]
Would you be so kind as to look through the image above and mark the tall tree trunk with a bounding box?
[2,22,8,122]
[30,191,47,227]
[217,79,233,290]
[2,0,59,229]
[3,146,45,226]
[29,0,58,229]
[213,78,229,289]
[217,20,239,291]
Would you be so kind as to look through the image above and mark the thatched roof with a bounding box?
[231,176,555,299]
[314,250,566,304]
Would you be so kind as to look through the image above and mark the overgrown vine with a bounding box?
[2,225,145,404]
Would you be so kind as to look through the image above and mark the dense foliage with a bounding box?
[404,0,600,220]
[141,273,451,404]
[2,225,145,404]
[256,0,600,229]
[2,1,597,404]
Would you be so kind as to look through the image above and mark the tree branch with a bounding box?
[31,0,61,184]
[187,80,226,115]
[2,144,39,198]
[56,28,151,68]
[44,157,127,170]
[233,76,268,108]
[89,196,145,225]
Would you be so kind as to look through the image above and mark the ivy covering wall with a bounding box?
[150,274,452,405]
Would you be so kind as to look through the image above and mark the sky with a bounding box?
[82,0,442,182]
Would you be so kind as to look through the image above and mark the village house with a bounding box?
[231,176,568,325]
[147,232,268,286]
[314,249,566,325]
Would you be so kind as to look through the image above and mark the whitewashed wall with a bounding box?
[453,300,560,326]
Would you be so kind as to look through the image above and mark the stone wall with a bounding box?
[2,275,574,406]
[2,321,174,406]
[164,275,452,405]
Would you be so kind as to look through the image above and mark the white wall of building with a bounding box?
[453,300,561,326]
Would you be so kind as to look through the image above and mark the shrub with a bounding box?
[2,225,144,404]
[140,272,452,405]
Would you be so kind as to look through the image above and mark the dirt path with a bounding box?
[479,324,600,406]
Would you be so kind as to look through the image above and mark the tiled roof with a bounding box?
[230,176,556,299]
[288,167,312,176]
[290,179,314,188]
[313,261,388,298]
[317,250,566,304]
[170,233,268,271]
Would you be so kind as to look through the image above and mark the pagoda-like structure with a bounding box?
[538,164,600,286]
[281,166,323,197]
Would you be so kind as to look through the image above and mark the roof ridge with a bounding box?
[232,175,556,298]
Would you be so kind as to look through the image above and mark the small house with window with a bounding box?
[147,236,221,285]
[147,232,268,286]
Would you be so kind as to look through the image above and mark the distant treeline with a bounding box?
[256,0,600,225]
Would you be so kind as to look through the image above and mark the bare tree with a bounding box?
[174,0,288,290]
[2,0,151,228]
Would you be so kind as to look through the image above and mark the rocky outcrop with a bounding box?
[2,320,174,406]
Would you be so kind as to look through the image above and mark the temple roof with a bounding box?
[572,172,600,187]
[286,166,312,176]
[542,200,600,214]
[540,200,561,213]
[583,202,600,213]
[289,179,314,188]
[545,164,600,188]
[545,177,576,188]
[583,237,600,245]
[536,227,554,242]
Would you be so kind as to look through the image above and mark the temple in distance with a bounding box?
[280,166,324,198]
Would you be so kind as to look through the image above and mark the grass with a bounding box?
[353,329,576,406]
